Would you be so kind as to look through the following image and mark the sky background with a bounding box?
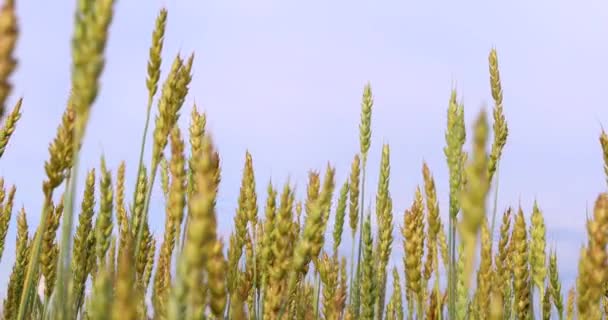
[0,0,607,299]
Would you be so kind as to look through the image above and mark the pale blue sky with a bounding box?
[0,0,606,294]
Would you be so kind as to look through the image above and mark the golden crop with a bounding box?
[0,1,605,319]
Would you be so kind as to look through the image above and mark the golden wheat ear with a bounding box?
[0,0,18,121]
[0,98,22,158]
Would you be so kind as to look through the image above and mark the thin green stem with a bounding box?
[354,155,367,313]
[251,229,259,320]
[44,300,54,320]
[54,139,83,320]
[225,295,232,320]
[259,286,264,320]
[434,248,441,319]
[16,204,49,320]
[129,95,154,228]
[42,296,50,320]
[314,270,321,320]
[133,167,158,264]
[490,163,500,241]
[256,287,262,320]
[130,95,156,263]
[180,214,189,254]
[448,215,456,320]
[30,289,42,319]
[348,232,356,305]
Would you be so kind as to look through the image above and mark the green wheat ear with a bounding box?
[488,48,508,183]
[0,98,22,158]
[359,83,373,158]
[530,201,547,300]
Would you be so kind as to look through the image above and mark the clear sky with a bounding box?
[0,0,607,295]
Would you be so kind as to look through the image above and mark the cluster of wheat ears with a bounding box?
[0,1,607,320]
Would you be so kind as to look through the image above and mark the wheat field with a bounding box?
[0,1,606,319]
